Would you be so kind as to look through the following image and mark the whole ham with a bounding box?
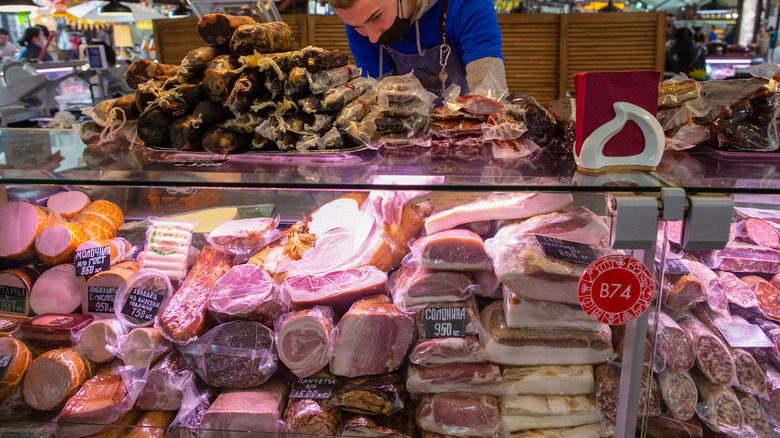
[330,295,414,377]
[424,192,573,235]
[282,265,387,315]
[499,206,609,245]
[407,229,492,271]
[275,306,334,378]
[207,264,287,326]
[200,380,290,437]
[406,363,504,395]
[416,392,500,437]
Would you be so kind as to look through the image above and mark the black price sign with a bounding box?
[665,258,690,275]
[0,285,26,314]
[75,246,111,276]
[0,355,13,381]
[88,286,116,314]
[120,288,164,322]
[289,374,336,399]
[424,307,467,339]
[534,234,598,265]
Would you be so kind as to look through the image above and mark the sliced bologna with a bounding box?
[47,191,91,220]
[0,202,60,260]
[275,306,334,378]
[30,264,85,315]
[668,309,736,385]
[34,222,88,265]
[0,337,33,401]
[740,276,780,321]
[0,267,38,316]
[23,347,96,410]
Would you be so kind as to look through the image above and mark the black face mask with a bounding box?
[377,0,410,46]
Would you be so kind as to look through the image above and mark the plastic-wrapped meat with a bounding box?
[711,86,780,152]
[322,77,372,111]
[734,217,780,248]
[543,98,575,152]
[135,350,192,411]
[504,292,603,332]
[483,113,525,141]
[286,66,309,95]
[256,117,282,142]
[226,69,267,115]
[317,127,345,150]
[738,392,770,437]
[309,64,361,95]
[416,392,499,437]
[202,125,253,154]
[282,265,387,315]
[166,379,218,438]
[197,14,255,45]
[283,398,341,435]
[278,131,300,151]
[178,46,224,83]
[407,363,503,396]
[691,371,744,434]
[679,259,728,315]
[503,206,609,245]
[182,320,277,388]
[110,93,140,120]
[229,21,298,56]
[332,372,405,415]
[264,68,284,100]
[156,84,204,116]
[502,364,594,396]
[125,59,175,89]
[302,46,350,73]
[170,114,204,151]
[202,55,240,102]
[409,336,488,366]
[505,93,557,148]
[595,363,660,425]
[138,108,174,147]
[377,132,432,149]
[336,89,377,128]
[645,415,703,438]
[454,95,504,115]
[200,380,290,435]
[390,265,476,310]
[658,368,697,421]
[663,274,705,311]
[740,275,780,320]
[500,394,600,432]
[304,113,335,133]
[275,306,334,378]
[713,271,758,309]
[208,264,287,326]
[648,309,695,372]
[408,230,492,272]
[431,118,485,137]
[667,309,735,385]
[299,94,323,114]
[340,404,415,438]
[218,112,264,135]
[375,117,407,133]
[295,134,319,151]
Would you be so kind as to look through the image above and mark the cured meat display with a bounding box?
[283,398,341,435]
[200,380,290,435]
[332,372,406,415]
[275,306,334,378]
[668,310,736,385]
[208,264,287,326]
[416,392,500,437]
[23,348,95,410]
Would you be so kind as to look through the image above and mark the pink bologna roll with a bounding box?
[275,306,334,378]
[74,200,124,240]
[0,202,60,260]
[46,191,91,220]
[76,238,134,267]
[34,222,89,265]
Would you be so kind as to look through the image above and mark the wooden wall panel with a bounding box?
[307,15,355,65]
[498,15,560,103]
[153,16,202,65]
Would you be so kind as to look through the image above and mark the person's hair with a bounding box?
[328,0,360,9]
[0,29,9,37]
[19,27,42,47]
[673,27,696,71]
[35,25,49,38]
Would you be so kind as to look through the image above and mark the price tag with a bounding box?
[535,235,598,265]
[715,324,774,348]
[0,285,27,314]
[289,372,336,399]
[87,286,116,314]
[120,288,164,322]
[665,258,689,275]
[578,254,654,325]
[0,355,13,381]
[172,160,227,168]
[75,246,111,276]
[424,307,466,339]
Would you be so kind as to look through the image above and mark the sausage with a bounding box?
[138,108,174,148]
[76,319,127,363]
[740,275,780,321]
[226,69,267,115]
[46,191,91,220]
[648,309,695,372]
[302,47,350,74]
[716,271,759,309]
[691,370,744,434]
[178,46,226,82]
[0,267,38,316]
[110,93,140,120]
[34,221,88,265]
[157,246,235,344]
[125,59,175,89]
[668,309,735,385]
[737,392,770,437]
[0,202,60,260]
[23,348,96,410]
[30,264,85,315]
[595,363,659,424]
[611,323,652,364]
[202,126,253,154]
[645,415,703,438]
[157,84,204,116]
[663,274,705,311]
[121,327,171,369]
[198,13,256,46]
[0,338,33,401]
[658,368,697,421]
[127,410,176,438]
[201,55,240,102]
[170,113,204,151]
[229,21,297,56]
[736,217,780,248]
[135,350,192,411]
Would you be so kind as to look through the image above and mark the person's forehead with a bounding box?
[336,0,387,27]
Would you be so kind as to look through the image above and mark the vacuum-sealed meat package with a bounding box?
[301,46,350,73]
[275,306,334,378]
[332,372,405,415]
[309,64,361,94]
[201,55,240,103]
[208,264,287,326]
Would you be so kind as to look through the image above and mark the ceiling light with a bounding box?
[100,0,132,16]
[0,0,38,13]
[170,3,191,17]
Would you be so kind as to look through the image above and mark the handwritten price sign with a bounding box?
[578,254,654,325]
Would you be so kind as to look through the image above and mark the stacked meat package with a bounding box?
[645,214,780,437]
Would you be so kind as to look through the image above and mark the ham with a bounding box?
[34,222,88,265]
[409,336,488,366]
[276,306,334,378]
[136,350,192,411]
[503,286,602,331]
[499,394,600,432]
[0,267,38,316]
[416,392,500,437]
[424,192,573,235]
[30,264,85,315]
[480,301,613,365]
[0,337,33,401]
[83,261,138,320]
[121,327,171,369]
[330,295,414,377]
[200,379,290,436]
[0,202,60,260]
[47,191,91,220]
[76,319,127,363]
[206,217,280,256]
[23,348,96,410]
[409,229,493,271]
[499,206,609,245]
[390,265,476,311]
[406,363,504,395]
[502,365,595,396]
[208,264,287,326]
[283,265,387,315]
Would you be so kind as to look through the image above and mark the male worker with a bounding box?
[330,0,507,97]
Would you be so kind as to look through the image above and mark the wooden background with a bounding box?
[154,12,665,103]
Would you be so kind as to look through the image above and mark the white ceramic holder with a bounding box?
[575,102,664,173]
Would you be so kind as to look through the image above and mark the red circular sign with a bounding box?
[578,254,654,325]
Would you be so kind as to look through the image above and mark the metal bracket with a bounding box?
[608,195,659,250]
[660,187,685,221]
[682,195,734,250]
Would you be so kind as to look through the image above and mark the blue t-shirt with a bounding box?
[345,0,503,78]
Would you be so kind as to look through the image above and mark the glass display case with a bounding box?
[0,128,777,438]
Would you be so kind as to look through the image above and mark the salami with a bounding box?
[691,371,744,435]
[645,415,703,438]
[229,22,298,56]
[717,271,759,309]
[125,59,167,89]
[197,14,256,46]
[157,245,235,344]
[735,217,780,248]
[202,126,253,154]
[201,55,240,103]
[648,309,695,372]
[740,275,780,321]
[138,108,174,148]
[595,363,659,425]
[738,392,770,437]
[658,368,697,421]
[178,46,225,82]
[302,47,350,73]
[663,274,705,311]
[668,309,735,385]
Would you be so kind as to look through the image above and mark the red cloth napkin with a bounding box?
[574,71,660,157]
